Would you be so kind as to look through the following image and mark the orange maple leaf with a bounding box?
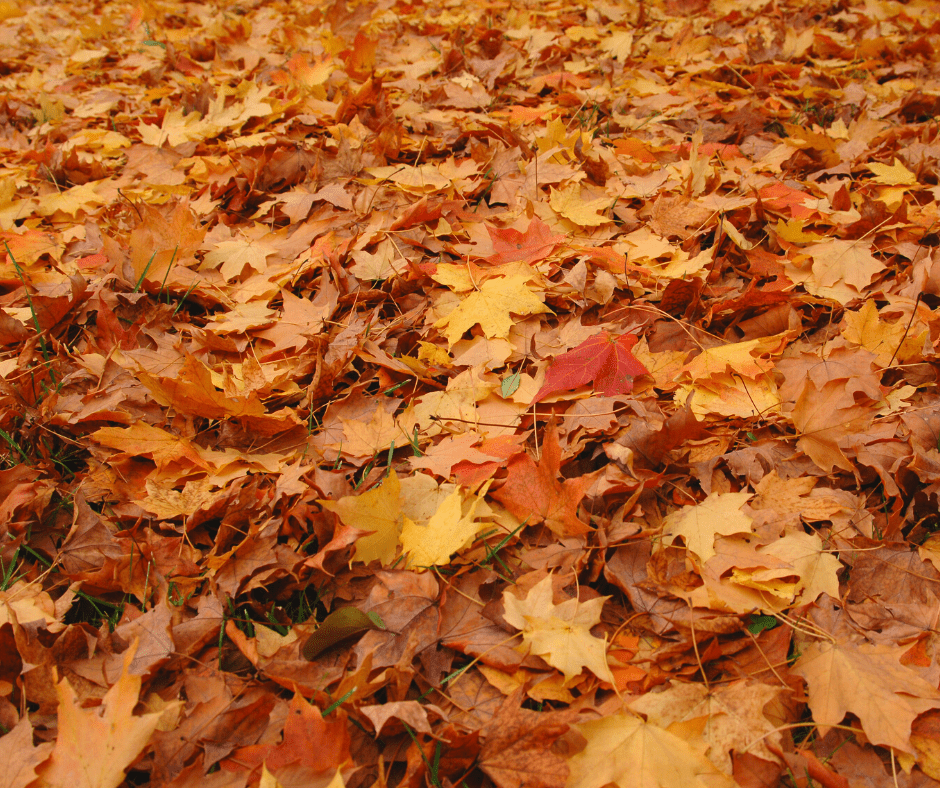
[492,420,594,537]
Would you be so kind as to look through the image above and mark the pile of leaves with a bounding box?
[4,0,940,784]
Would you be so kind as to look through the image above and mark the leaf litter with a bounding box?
[2,0,940,786]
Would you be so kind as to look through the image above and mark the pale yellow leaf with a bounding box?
[566,712,735,788]
[503,575,613,683]
[400,484,489,568]
[662,492,754,563]
[433,273,551,347]
[549,186,611,226]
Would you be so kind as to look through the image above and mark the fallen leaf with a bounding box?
[434,273,552,347]
[302,607,386,660]
[486,217,566,265]
[549,186,612,226]
[320,470,402,565]
[39,642,168,788]
[502,575,613,683]
[400,482,490,568]
[629,680,784,773]
[792,639,940,753]
[662,492,755,563]
[534,331,649,402]
[566,712,736,788]
[492,420,594,537]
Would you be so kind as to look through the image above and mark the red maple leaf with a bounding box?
[486,217,566,265]
[534,331,649,402]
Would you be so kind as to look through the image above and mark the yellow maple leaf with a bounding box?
[35,182,108,218]
[549,185,612,227]
[202,236,275,280]
[502,575,613,683]
[535,118,590,163]
[841,299,925,367]
[400,482,489,568]
[675,374,781,419]
[683,336,786,380]
[320,470,402,565]
[773,218,825,244]
[868,158,917,186]
[867,159,916,208]
[138,108,205,148]
[566,712,735,788]
[662,491,754,563]
[431,263,476,292]
[365,164,450,194]
[433,273,551,347]
[599,29,634,60]
[416,341,453,367]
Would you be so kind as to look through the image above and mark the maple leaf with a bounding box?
[226,692,351,777]
[841,298,926,367]
[400,482,490,568]
[39,643,168,788]
[478,692,577,788]
[675,373,782,419]
[15,0,940,781]
[868,158,917,186]
[786,239,885,304]
[629,680,784,773]
[136,477,216,519]
[91,422,208,470]
[599,29,634,60]
[757,529,841,605]
[566,712,736,788]
[485,217,566,265]
[661,491,754,563]
[135,354,266,421]
[434,273,552,347]
[0,717,53,788]
[782,352,881,474]
[491,420,594,537]
[792,639,940,753]
[502,575,613,683]
[35,182,108,218]
[534,331,649,402]
[320,470,402,565]
[549,185,611,226]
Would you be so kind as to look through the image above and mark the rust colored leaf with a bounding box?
[492,420,594,537]
[486,217,566,265]
[225,693,351,776]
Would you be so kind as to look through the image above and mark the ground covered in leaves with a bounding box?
[5,0,940,785]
